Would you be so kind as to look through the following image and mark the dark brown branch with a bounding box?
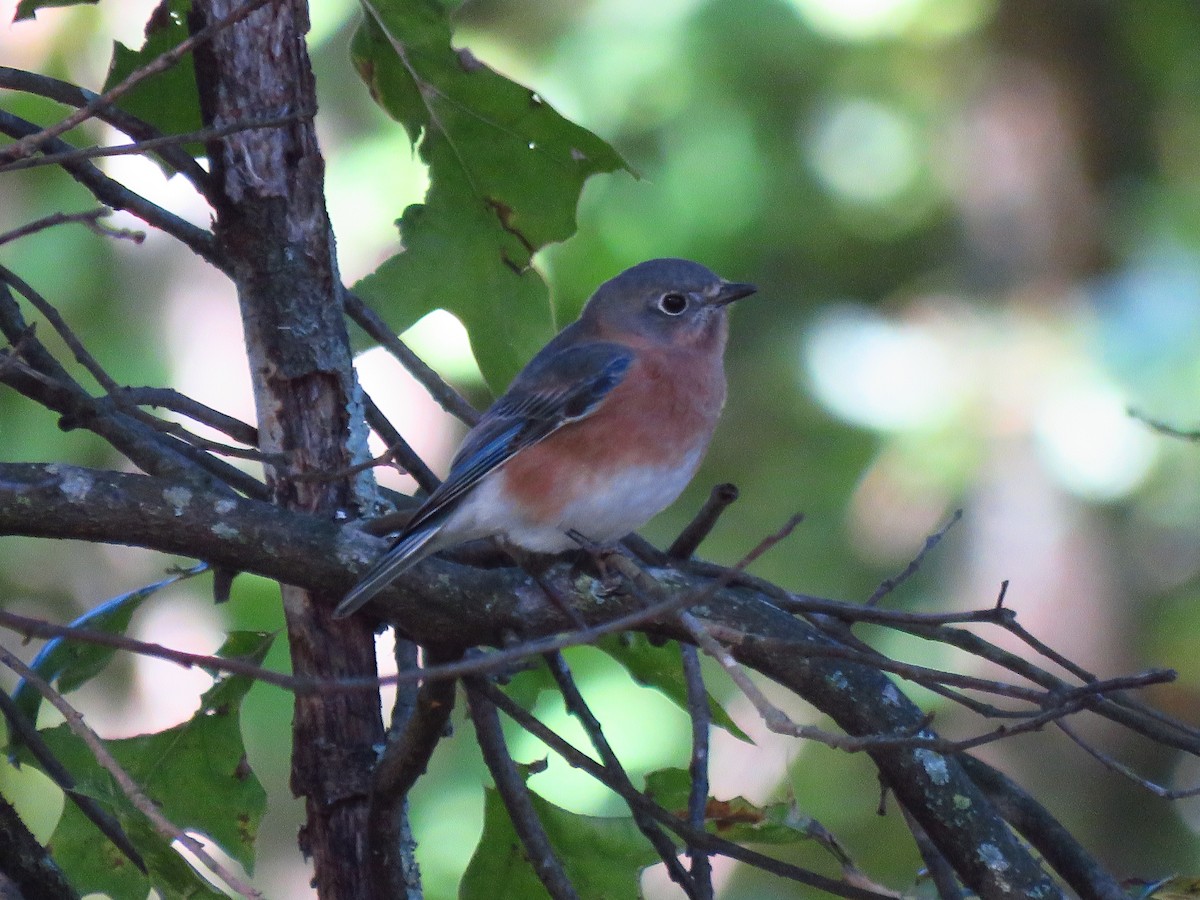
[464,677,580,900]
[188,3,387,897]
[960,754,1128,900]
[368,647,458,900]
[0,791,79,900]
[115,386,259,446]
[680,644,713,899]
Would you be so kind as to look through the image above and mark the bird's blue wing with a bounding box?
[336,340,635,617]
[406,340,634,534]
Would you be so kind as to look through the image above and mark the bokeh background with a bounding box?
[4,0,1200,895]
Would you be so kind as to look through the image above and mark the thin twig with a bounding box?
[1056,720,1200,799]
[0,645,263,899]
[0,208,142,247]
[464,677,580,900]
[477,679,895,900]
[0,65,212,198]
[542,652,697,897]
[0,264,121,393]
[361,390,441,493]
[0,109,314,176]
[0,689,146,873]
[865,509,962,607]
[0,110,219,264]
[899,805,962,900]
[0,0,276,164]
[1129,407,1200,442]
[680,644,714,899]
[668,483,739,559]
[344,289,480,426]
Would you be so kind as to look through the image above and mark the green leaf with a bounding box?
[595,634,752,743]
[25,631,272,896]
[14,0,98,21]
[350,0,628,389]
[10,563,207,741]
[101,0,204,158]
[644,767,851,859]
[461,784,660,900]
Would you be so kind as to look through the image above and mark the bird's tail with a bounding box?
[333,525,442,619]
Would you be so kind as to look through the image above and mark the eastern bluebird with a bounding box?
[335,258,756,618]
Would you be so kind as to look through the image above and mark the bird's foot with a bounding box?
[566,530,626,595]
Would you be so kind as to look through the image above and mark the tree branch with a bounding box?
[0,460,1083,896]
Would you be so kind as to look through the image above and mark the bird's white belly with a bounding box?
[442,448,704,553]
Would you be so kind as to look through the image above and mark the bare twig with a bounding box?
[344,289,480,426]
[361,391,441,493]
[1056,720,1200,799]
[865,509,962,607]
[0,689,146,873]
[899,805,962,900]
[0,645,263,899]
[668,482,739,559]
[0,109,314,177]
[0,0,275,164]
[0,264,121,393]
[0,208,142,247]
[1129,407,1200,442]
[543,652,697,897]
[0,65,211,198]
[680,644,714,899]
[464,677,580,900]
[0,110,219,264]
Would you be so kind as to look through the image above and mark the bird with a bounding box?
[334,258,757,619]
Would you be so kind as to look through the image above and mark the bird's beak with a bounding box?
[713,281,758,306]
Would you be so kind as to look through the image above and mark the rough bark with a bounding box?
[187,3,384,896]
[0,462,1077,899]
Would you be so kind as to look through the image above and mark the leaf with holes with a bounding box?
[350,0,628,389]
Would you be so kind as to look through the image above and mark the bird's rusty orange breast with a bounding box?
[499,339,728,520]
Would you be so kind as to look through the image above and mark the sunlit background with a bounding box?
[4,0,1200,895]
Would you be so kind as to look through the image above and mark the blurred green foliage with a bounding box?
[4,0,1200,896]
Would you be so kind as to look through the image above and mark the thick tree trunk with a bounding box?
[188,2,385,897]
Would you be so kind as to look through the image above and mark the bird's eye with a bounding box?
[657,292,689,315]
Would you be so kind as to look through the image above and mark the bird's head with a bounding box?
[579,258,757,349]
